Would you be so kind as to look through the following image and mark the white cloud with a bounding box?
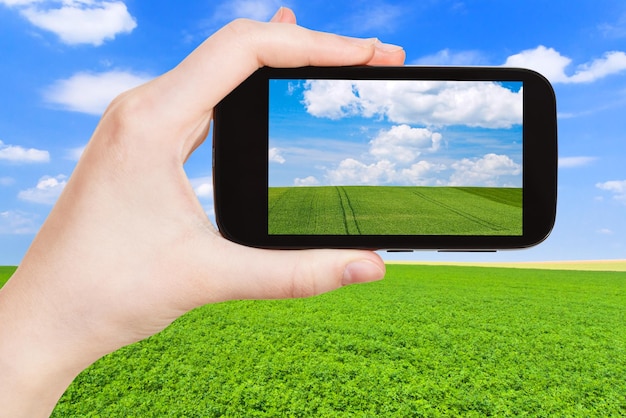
[44,70,152,115]
[413,49,486,66]
[0,177,15,186]
[400,161,447,186]
[5,0,137,46]
[302,79,522,129]
[189,176,213,200]
[188,176,215,220]
[567,51,626,83]
[0,210,40,234]
[302,80,361,120]
[597,228,614,235]
[294,176,319,187]
[504,45,626,84]
[0,140,50,163]
[449,153,521,187]
[66,145,86,161]
[194,183,213,199]
[269,147,285,164]
[369,125,442,164]
[212,0,282,22]
[326,158,397,186]
[343,2,404,34]
[0,0,42,5]
[599,13,626,39]
[596,180,626,202]
[558,156,597,168]
[18,174,67,204]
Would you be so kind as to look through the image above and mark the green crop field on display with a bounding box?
[268,186,522,235]
[29,264,624,417]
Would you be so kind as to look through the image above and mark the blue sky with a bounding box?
[269,79,523,188]
[1,0,625,264]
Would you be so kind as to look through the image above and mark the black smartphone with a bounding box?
[213,66,557,251]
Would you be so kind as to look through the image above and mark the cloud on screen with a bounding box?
[274,79,522,188]
[302,79,522,129]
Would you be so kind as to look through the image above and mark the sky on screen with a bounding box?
[1,0,625,263]
[269,79,523,188]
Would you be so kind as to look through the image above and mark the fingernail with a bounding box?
[375,39,404,53]
[342,259,385,286]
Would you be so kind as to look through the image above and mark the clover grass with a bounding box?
[50,264,625,416]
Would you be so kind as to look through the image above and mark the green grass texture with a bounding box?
[50,265,625,417]
[0,266,17,288]
[268,186,522,235]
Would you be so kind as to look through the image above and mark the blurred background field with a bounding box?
[395,259,626,272]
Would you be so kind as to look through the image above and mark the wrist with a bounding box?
[0,269,102,417]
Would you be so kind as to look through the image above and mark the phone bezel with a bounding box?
[213,66,557,250]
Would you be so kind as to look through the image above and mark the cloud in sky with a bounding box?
[322,151,520,188]
[0,210,40,234]
[44,70,152,115]
[18,174,67,204]
[369,125,441,164]
[302,80,522,128]
[269,147,285,164]
[558,156,597,168]
[0,140,50,163]
[343,2,405,35]
[0,0,137,46]
[294,176,319,187]
[189,176,213,200]
[504,46,626,84]
[400,160,446,186]
[412,49,486,66]
[449,153,521,187]
[211,0,283,22]
[319,123,518,187]
[326,158,397,186]
[189,176,215,220]
[66,145,86,161]
[599,13,626,39]
[596,180,626,203]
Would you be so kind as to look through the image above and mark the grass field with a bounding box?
[0,266,17,288]
[268,186,522,235]
[33,264,624,417]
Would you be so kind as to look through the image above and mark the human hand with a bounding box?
[0,7,404,417]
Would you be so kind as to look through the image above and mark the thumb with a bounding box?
[194,238,386,302]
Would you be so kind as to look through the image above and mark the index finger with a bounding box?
[160,14,405,121]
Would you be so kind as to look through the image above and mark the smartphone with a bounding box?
[213,66,557,251]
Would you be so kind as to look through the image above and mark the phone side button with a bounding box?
[387,249,414,253]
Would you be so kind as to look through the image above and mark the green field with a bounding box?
[268,186,522,235]
[19,264,620,417]
[0,266,17,288]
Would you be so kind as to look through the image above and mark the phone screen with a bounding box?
[268,79,523,236]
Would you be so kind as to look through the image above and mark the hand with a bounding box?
[0,8,405,417]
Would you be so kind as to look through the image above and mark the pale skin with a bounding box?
[0,8,405,417]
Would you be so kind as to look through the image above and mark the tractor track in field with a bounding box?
[411,189,505,232]
[336,186,361,235]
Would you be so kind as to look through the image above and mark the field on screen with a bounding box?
[268,186,522,235]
